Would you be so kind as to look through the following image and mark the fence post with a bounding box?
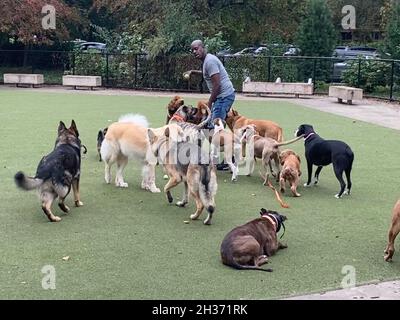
[72,51,75,75]
[312,58,317,91]
[105,53,109,87]
[267,57,271,82]
[390,60,395,101]
[357,58,361,87]
[134,54,138,88]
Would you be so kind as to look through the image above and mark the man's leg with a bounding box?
[212,93,235,171]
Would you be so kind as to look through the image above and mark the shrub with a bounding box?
[343,58,391,93]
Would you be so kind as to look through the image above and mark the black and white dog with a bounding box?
[295,124,354,198]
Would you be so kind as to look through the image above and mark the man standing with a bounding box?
[190,39,235,130]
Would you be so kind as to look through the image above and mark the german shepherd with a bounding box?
[14,120,84,222]
[147,126,218,225]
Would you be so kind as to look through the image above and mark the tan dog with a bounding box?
[384,199,400,261]
[166,95,185,124]
[279,149,302,197]
[241,126,303,182]
[226,108,283,142]
[210,129,242,182]
[220,208,287,271]
[147,127,218,225]
[101,114,183,193]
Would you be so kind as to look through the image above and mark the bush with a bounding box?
[343,59,392,93]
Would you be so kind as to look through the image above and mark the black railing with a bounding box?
[0,50,399,101]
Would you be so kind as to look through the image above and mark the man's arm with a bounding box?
[208,73,221,107]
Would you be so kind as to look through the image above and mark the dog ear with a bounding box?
[97,130,104,141]
[58,121,67,134]
[259,208,267,216]
[296,154,301,163]
[70,120,79,137]
[279,153,286,165]
[164,127,170,138]
[147,128,157,144]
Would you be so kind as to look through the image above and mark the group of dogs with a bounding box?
[14,96,400,271]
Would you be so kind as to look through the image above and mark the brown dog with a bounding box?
[279,149,302,197]
[384,199,400,261]
[190,100,210,124]
[226,108,283,142]
[240,126,303,182]
[220,208,287,271]
[166,96,185,124]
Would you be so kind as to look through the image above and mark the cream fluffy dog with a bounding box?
[100,114,182,193]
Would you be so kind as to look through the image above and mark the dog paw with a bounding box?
[303,183,312,187]
[203,218,212,225]
[334,194,342,199]
[190,214,199,220]
[58,203,70,213]
[117,182,128,188]
[52,216,62,222]
[176,201,187,207]
[343,190,350,196]
[384,254,392,262]
[75,201,84,207]
[150,187,161,193]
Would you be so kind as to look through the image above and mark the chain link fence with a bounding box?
[1,50,399,101]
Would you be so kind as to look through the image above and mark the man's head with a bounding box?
[191,40,207,60]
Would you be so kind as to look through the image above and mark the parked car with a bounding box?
[78,42,107,53]
[283,46,301,56]
[232,47,258,56]
[332,46,380,81]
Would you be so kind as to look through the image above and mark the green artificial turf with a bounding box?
[0,89,399,299]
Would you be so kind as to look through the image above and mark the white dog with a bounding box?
[100,114,182,193]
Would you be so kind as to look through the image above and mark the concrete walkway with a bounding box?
[285,280,400,300]
[1,85,400,299]
[1,85,399,130]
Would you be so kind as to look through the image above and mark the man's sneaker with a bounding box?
[216,163,231,171]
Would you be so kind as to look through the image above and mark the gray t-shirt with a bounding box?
[202,54,235,98]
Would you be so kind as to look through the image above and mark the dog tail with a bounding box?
[199,165,216,213]
[230,263,273,272]
[275,134,304,147]
[118,114,149,128]
[14,171,43,190]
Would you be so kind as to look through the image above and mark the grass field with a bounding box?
[0,89,399,300]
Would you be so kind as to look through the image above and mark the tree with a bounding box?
[385,0,400,59]
[296,0,337,57]
[0,0,85,45]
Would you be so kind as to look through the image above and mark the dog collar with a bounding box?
[261,214,277,232]
[304,132,315,141]
[170,114,185,122]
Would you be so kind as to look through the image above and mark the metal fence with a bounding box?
[0,50,399,101]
